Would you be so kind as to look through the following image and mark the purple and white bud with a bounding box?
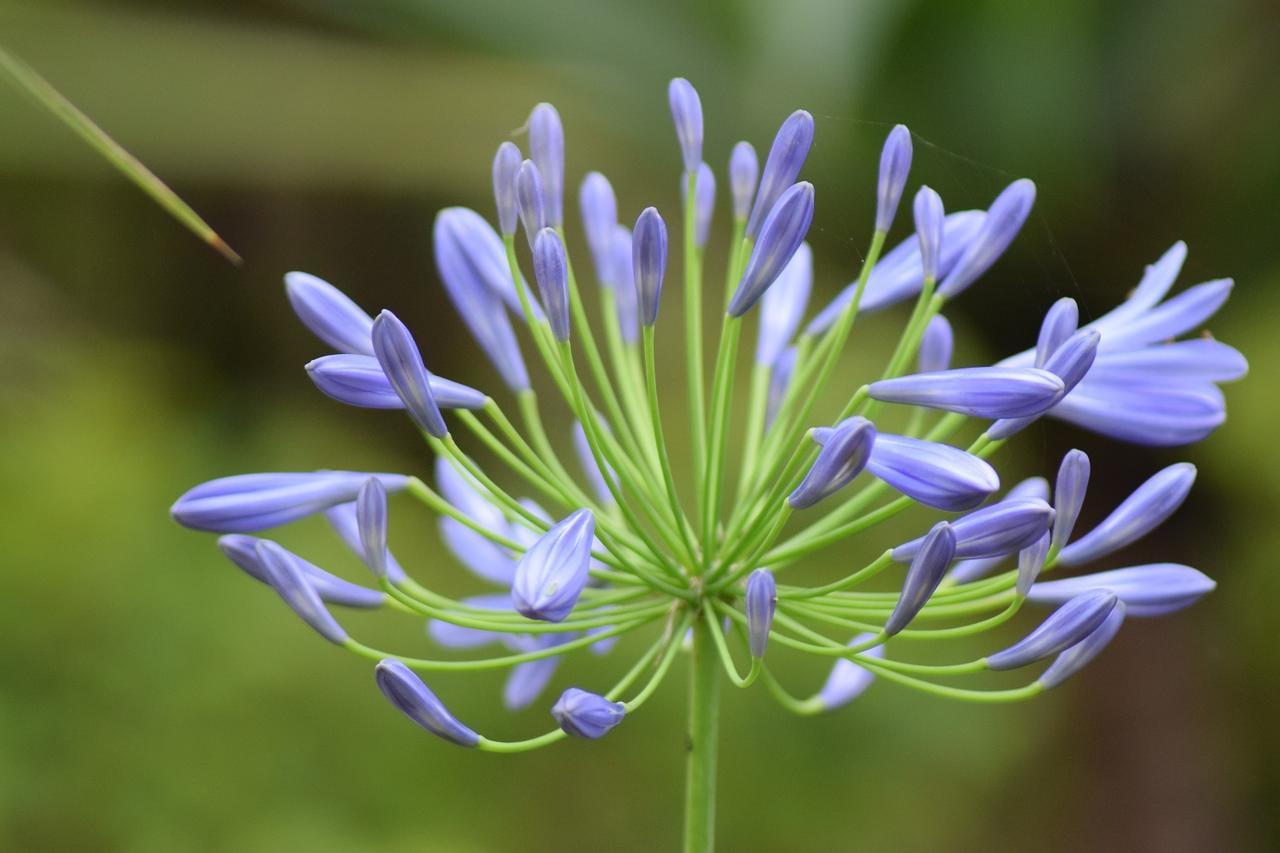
[874,124,912,233]
[747,110,814,240]
[892,497,1053,562]
[516,159,549,248]
[913,186,945,281]
[987,590,1118,670]
[552,687,626,739]
[1052,449,1090,551]
[217,534,385,608]
[867,433,999,511]
[512,509,596,622]
[1038,602,1126,689]
[491,141,522,236]
[1035,298,1079,368]
[938,179,1036,299]
[579,172,618,284]
[284,272,375,356]
[668,78,703,174]
[917,315,953,373]
[1057,463,1196,566]
[788,417,876,509]
[532,228,572,342]
[756,242,813,367]
[1027,563,1215,617]
[375,659,480,747]
[745,569,777,659]
[633,207,668,327]
[528,103,564,226]
[371,310,448,437]
[306,354,486,411]
[729,141,758,221]
[255,540,348,644]
[356,478,389,579]
[884,522,956,636]
[172,471,408,533]
[728,182,815,317]
[816,634,884,710]
[1015,532,1050,596]
[869,366,1064,419]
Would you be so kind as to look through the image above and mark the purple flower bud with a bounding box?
[987,328,1100,439]
[1052,449,1090,551]
[869,366,1064,419]
[747,110,814,239]
[668,78,703,174]
[729,141,758,220]
[816,633,884,710]
[512,509,595,622]
[573,421,615,506]
[867,433,999,511]
[434,457,515,586]
[516,159,549,248]
[893,497,1053,562]
[504,635,567,711]
[371,310,448,437]
[1036,298,1079,368]
[875,124,912,232]
[609,225,639,343]
[1057,463,1196,566]
[938,179,1036,299]
[552,687,625,739]
[633,207,668,326]
[217,534,385,608]
[788,417,876,509]
[917,315,953,373]
[532,228,571,342]
[1088,339,1247,384]
[987,590,1117,670]
[492,141,522,236]
[745,569,777,658]
[1049,375,1225,446]
[1027,564,1215,617]
[356,478,388,578]
[375,659,480,747]
[579,172,618,284]
[1038,602,1126,689]
[1016,531,1050,596]
[765,345,798,430]
[172,471,407,533]
[756,242,812,367]
[306,354,485,411]
[946,477,1051,585]
[884,522,956,636]
[284,272,375,356]
[680,162,716,248]
[323,501,408,585]
[913,185,945,281]
[1097,278,1233,353]
[528,103,564,227]
[728,182,815,317]
[255,540,348,643]
[436,207,533,318]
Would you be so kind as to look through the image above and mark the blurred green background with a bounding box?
[1,0,1277,850]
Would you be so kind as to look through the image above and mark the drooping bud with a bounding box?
[306,354,486,411]
[516,159,549,248]
[1038,602,1126,689]
[1027,563,1215,617]
[868,366,1064,419]
[512,509,596,622]
[917,315,953,373]
[747,110,814,239]
[172,471,407,533]
[255,540,348,643]
[788,417,876,509]
[491,141,522,236]
[867,434,999,511]
[874,124,912,233]
[371,310,448,437]
[528,103,564,226]
[1035,298,1079,368]
[884,522,956,636]
[633,207,668,326]
[815,633,884,710]
[552,687,626,739]
[323,502,407,585]
[1051,449,1090,551]
[946,477,1050,584]
[668,78,703,174]
[284,272,375,356]
[728,182,815,317]
[609,225,640,343]
[532,228,572,342]
[375,659,480,746]
[729,141,758,221]
[756,242,812,368]
[217,534,385,608]
[938,179,1036,299]
[1016,531,1050,596]
[1057,463,1196,566]
[356,478,389,578]
[912,185,945,281]
[680,162,716,247]
[892,497,1053,562]
[579,172,618,284]
[986,590,1117,670]
[745,569,777,658]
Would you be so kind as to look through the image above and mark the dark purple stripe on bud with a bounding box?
[1027,563,1214,617]
[633,207,668,326]
[917,315,953,373]
[746,110,814,240]
[552,687,625,739]
[255,540,348,643]
[375,659,479,746]
[869,366,1064,419]
[512,509,595,622]
[371,310,448,437]
[1038,603,1126,689]
[729,141,758,220]
[884,522,956,635]
[788,417,875,509]
[1057,463,1195,566]
[1051,449,1090,551]
[580,172,617,284]
[668,78,703,174]
[172,471,408,533]
[867,433,999,511]
[874,124,912,232]
[938,179,1036,298]
[745,569,777,658]
[987,590,1117,670]
[728,181,815,317]
[532,228,572,342]
[528,104,564,226]
[912,185,944,281]
[356,478,389,579]
[492,141,522,236]
[323,502,407,585]
[284,272,375,356]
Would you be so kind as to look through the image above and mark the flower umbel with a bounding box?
[173,77,1241,851]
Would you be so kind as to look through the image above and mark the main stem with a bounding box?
[683,608,722,853]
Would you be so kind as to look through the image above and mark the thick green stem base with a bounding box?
[683,609,722,853]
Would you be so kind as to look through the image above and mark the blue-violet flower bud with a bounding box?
[938,178,1036,299]
[917,315,953,373]
[867,434,999,511]
[816,633,884,710]
[756,242,812,367]
[306,354,485,411]
[728,181,815,317]
[788,417,876,509]
[255,539,348,644]
[552,687,625,739]
[874,124,912,233]
[609,225,639,343]
[892,497,1053,562]
[884,521,956,636]
[218,534,385,608]
[633,207,668,326]
[516,159,549,248]
[356,477,389,578]
[375,659,480,746]
[868,366,1064,419]
[371,310,449,437]
[528,103,564,226]
[512,509,596,622]
[745,569,777,658]
[579,172,618,284]
[729,141,758,221]
[323,501,407,585]
[284,272,375,356]
[1038,602,1126,689]
[1057,463,1196,566]
[668,78,703,174]
[491,141,522,236]
[1052,449,1090,551]
[747,110,814,240]
[1026,563,1215,617]
[913,185,945,281]
[1016,531,1050,596]
[172,471,407,533]
[681,161,715,247]
[986,590,1117,670]
[532,228,571,342]
[1036,298,1079,368]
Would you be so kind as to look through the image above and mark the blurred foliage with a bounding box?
[0,0,1277,850]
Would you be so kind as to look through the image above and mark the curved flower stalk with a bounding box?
[172,78,1240,853]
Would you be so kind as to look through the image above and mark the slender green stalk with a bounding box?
[683,609,721,853]
[643,326,702,566]
[700,314,743,562]
[684,170,708,497]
